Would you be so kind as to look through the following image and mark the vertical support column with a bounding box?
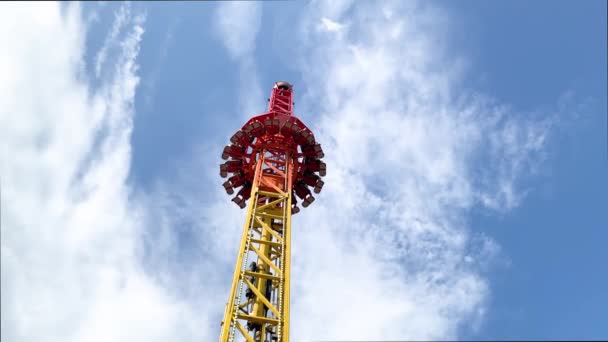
[281,156,293,342]
[220,149,293,342]
[220,157,264,342]
[252,215,272,319]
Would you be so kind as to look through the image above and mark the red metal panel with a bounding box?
[219,82,326,214]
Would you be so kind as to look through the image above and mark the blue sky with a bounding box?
[1,1,606,341]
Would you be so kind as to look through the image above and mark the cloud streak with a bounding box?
[213,2,262,60]
[285,1,552,339]
[1,3,203,341]
[213,1,264,119]
[95,2,131,78]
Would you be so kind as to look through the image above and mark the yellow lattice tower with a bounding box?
[218,82,326,342]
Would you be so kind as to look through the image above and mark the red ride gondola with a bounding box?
[219,81,326,213]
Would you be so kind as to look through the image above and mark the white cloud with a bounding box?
[95,2,131,78]
[213,2,262,61]
[213,2,264,120]
[0,1,562,341]
[320,17,344,32]
[282,1,552,340]
[141,1,560,340]
[159,1,556,341]
[0,3,205,341]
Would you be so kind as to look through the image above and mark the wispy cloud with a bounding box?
[94,2,131,78]
[320,17,344,32]
[154,1,559,340]
[213,2,262,60]
[0,1,571,341]
[282,1,554,339]
[0,3,202,341]
[213,2,263,119]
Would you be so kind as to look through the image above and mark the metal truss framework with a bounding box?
[220,148,293,342]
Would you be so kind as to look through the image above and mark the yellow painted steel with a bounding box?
[220,151,293,342]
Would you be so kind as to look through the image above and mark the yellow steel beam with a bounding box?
[252,215,273,320]
[250,238,282,248]
[236,313,279,326]
[256,197,286,212]
[255,216,283,243]
[250,244,281,275]
[243,277,280,317]
[281,158,293,341]
[258,190,286,198]
[236,322,255,342]
[219,191,258,340]
[244,271,280,281]
[220,150,292,342]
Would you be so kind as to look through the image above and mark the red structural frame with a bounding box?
[220,82,326,214]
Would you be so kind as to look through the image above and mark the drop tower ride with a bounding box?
[219,82,326,342]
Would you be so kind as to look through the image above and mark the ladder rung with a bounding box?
[250,238,282,248]
[244,271,281,281]
[236,313,280,326]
